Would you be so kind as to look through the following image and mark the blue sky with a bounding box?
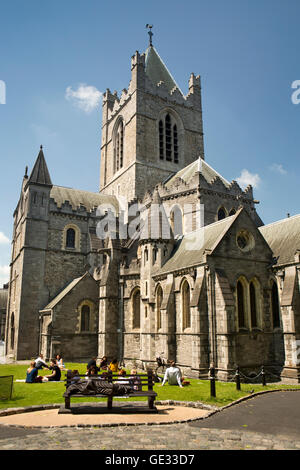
[0,0,300,285]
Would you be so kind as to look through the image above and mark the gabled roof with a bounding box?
[156,210,241,275]
[259,214,300,266]
[28,146,52,186]
[41,276,83,311]
[41,272,96,311]
[145,46,183,95]
[164,158,231,189]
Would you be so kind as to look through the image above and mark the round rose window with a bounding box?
[236,230,254,252]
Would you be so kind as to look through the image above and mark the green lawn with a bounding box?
[1,363,300,409]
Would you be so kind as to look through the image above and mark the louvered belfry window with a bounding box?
[159,113,179,163]
[114,119,124,172]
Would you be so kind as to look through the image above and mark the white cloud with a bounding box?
[65,84,102,113]
[236,169,261,189]
[0,232,10,244]
[0,265,10,286]
[270,163,287,175]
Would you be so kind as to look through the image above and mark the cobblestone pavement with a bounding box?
[0,422,299,450]
[1,391,300,450]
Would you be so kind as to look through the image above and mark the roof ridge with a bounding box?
[182,208,242,238]
[260,214,300,230]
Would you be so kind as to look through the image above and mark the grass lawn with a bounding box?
[1,363,300,410]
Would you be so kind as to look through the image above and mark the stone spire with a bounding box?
[27,145,52,186]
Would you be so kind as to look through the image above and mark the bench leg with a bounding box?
[65,397,71,410]
[107,396,113,409]
[148,396,155,409]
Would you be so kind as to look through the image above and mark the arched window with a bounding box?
[158,113,180,163]
[182,280,191,330]
[10,313,15,350]
[66,228,76,248]
[229,208,236,216]
[237,280,246,328]
[271,281,280,328]
[170,206,183,238]
[249,281,258,328]
[144,247,148,264]
[153,246,158,264]
[217,207,226,221]
[132,289,141,329]
[80,305,90,332]
[156,285,163,330]
[114,119,124,172]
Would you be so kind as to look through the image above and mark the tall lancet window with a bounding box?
[114,119,124,172]
[271,281,281,328]
[237,280,246,328]
[156,285,163,331]
[158,112,180,163]
[132,288,141,330]
[182,279,191,330]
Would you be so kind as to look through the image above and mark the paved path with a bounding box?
[0,391,300,450]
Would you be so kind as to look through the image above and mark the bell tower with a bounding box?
[99,28,205,202]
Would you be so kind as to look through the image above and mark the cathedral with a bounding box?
[4,33,300,382]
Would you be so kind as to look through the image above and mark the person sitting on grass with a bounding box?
[25,361,42,383]
[42,359,62,382]
[87,366,99,377]
[108,358,119,373]
[161,361,183,388]
[56,354,66,370]
[99,356,108,369]
[86,357,99,373]
[34,353,49,370]
[129,369,142,391]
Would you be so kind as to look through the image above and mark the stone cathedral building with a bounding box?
[5,35,300,382]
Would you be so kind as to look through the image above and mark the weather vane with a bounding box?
[146,24,153,47]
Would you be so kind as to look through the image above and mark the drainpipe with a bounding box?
[208,268,217,369]
[118,276,124,364]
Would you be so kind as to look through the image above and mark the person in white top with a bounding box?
[161,361,183,388]
[34,353,49,370]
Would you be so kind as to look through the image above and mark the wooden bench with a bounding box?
[63,370,157,411]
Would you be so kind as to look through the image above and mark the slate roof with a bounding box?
[145,46,182,95]
[50,185,119,213]
[41,272,96,311]
[157,211,240,275]
[164,158,231,189]
[259,214,300,266]
[28,147,52,186]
